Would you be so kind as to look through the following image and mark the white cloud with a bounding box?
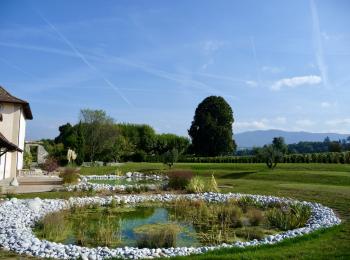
[326,118,350,126]
[235,120,267,130]
[271,75,322,91]
[245,80,258,87]
[296,119,315,127]
[275,117,287,124]
[234,117,287,132]
[321,102,330,108]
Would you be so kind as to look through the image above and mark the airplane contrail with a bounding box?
[310,0,329,89]
[34,9,133,106]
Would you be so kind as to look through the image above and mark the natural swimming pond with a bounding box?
[34,199,311,248]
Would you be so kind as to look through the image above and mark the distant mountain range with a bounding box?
[235,129,350,148]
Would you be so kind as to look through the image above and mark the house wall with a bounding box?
[0,103,24,181]
[17,110,26,170]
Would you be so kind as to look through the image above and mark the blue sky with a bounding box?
[1,0,350,140]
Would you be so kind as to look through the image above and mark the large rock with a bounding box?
[27,197,42,211]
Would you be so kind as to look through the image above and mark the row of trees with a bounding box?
[42,109,190,165]
[288,137,350,154]
[237,137,350,156]
[40,96,238,165]
[180,151,350,164]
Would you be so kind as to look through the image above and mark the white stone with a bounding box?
[9,177,19,187]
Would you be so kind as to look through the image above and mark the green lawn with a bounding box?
[1,163,350,259]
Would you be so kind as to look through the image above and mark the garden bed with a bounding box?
[0,193,341,259]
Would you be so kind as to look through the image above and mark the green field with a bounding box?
[2,163,350,259]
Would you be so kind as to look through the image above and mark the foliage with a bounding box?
[23,151,33,169]
[49,109,190,164]
[134,223,181,248]
[75,122,85,165]
[207,174,220,192]
[189,96,236,156]
[266,203,311,230]
[163,148,179,168]
[59,167,80,184]
[42,157,59,173]
[170,199,273,245]
[255,137,287,169]
[246,208,264,226]
[186,176,205,193]
[155,133,190,155]
[79,109,117,162]
[35,211,70,242]
[167,170,193,190]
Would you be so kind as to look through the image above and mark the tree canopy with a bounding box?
[188,96,236,156]
[47,109,190,165]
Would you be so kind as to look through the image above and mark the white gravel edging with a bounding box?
[0,193,341,259]
[66,173,167,192]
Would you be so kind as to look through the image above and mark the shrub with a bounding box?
[59,167,80,184]
[186,176,205,193]
[42,157,59,173]
[206,174,220,192]
[23,151,33,169]
[163,148,179,168]
[110,198,117,208]
[167,170,193,190]
[131,150,147,162]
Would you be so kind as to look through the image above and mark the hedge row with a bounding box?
[144,152,350,164]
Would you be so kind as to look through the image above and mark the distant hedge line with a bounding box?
[146,152,350,164]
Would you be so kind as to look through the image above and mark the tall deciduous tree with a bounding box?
[79,109,116,161]
[188,96,236,156]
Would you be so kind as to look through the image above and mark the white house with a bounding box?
[0,86,33,181]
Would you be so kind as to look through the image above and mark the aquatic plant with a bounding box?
[266,203,311,230]
[35,211,70,242]
[134,223,181,248]
[246,208,264,226]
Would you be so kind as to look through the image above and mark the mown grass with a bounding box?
[1,163,350,259]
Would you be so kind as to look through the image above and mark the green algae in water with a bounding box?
[34,202,282,248]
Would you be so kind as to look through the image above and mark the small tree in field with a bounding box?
[257,137,287,169]
[163,148,179,168]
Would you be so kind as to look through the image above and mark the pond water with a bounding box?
[35,202,281,248]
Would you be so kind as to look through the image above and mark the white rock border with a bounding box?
[0,193,341,259]
[66,173,168,192]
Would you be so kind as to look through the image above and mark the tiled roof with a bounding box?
[0,86,33,119]
[0,132,22,152]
